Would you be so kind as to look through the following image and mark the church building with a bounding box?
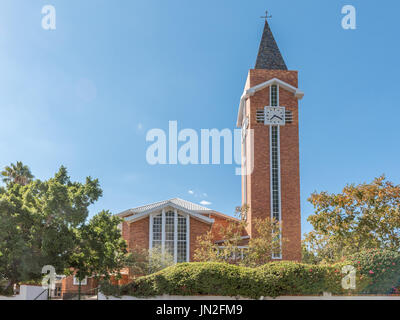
[61,17,304,295]
[117,18,304,263]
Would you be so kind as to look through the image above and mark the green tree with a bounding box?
[301,241,321,265]
[193,205,283,267]
[1,161,34,186]
[68,210,131,298]
[304,176,400,263]
[245,218,285,267]
[0,165,102,291]
[193,208,247,265]
[127,247,174,278]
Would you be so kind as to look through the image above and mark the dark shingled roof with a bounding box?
[255,20,287,70]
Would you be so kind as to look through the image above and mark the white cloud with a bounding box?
[200,200,212,206]
[188,190,194,195]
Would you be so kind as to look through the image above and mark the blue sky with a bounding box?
[1,0,399,236]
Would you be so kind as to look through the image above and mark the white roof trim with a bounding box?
[237,77,304,127]
[116,198,213,218]
[124,201,214,225]
[116,209,134,218]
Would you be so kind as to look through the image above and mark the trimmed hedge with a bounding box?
[100,250,400,299]
[101,261,367,299]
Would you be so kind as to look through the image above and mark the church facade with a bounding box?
[118,18,303,263]
[61,18,303,295]
[117,198,242,263]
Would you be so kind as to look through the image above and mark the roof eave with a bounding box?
[236,77,304,127]
[124,202,215,225]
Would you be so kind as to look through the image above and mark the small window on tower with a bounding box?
[270,85,278,106]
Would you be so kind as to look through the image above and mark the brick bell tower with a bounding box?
[237,17,304,261]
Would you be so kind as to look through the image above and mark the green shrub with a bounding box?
[99,279,123,298]
[120,263,278,299]
[101,261,369,299]
[346,249,400,294]
[0,279,12,296]
[0,285,13,297]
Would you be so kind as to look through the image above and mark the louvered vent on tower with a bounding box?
[285,110,293,124]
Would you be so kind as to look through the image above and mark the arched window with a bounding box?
[150,209,189,263]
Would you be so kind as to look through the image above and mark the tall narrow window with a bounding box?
[152,214,162,249]
[270,85,278,107]
[242,116,249,206]
[165,211,175,258]
[270,126,280,222]
[177,215,187,263]
[270,84,282,259]
[151,210,188,263]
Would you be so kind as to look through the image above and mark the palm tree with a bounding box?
[1,161,34,186]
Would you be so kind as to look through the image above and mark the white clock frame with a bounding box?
[264,106,286,126]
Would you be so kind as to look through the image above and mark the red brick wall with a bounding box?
[202,214,233,242]
[61,274,129,299]
[243,69,302,261]
[207,214,247,242]
[126,217,149,251]
[121,219,130,246]
[61,276,98,298]
[189,217,212,261]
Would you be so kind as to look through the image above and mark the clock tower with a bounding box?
[237,18,304,261]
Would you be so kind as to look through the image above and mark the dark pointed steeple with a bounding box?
[255,18,287,70]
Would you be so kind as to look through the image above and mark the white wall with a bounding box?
[20,285,48,300]
[0,285,48,300]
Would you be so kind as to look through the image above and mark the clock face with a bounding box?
[264,106,285,126]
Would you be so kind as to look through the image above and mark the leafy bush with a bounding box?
[0,284,13,297]
[99,280,122,298]
[346,249,400,294]
[101,261,368,299]
[194,216,284,267]
[0,279,13,296]
[127,247,174,278]
[20,279,42,286]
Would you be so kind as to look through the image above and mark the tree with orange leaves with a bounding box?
[303,176,400,263]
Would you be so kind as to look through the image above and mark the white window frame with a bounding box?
[218,246,249,260]
[73,276,87,286]
[270,84,279,107]
[242,115,249,207]
[149,209,190,263]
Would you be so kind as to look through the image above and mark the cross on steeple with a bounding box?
[260,10,272,21]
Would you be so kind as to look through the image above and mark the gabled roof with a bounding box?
[116,198,238,225]
[255,19,287,70]
[117,198,213,217]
